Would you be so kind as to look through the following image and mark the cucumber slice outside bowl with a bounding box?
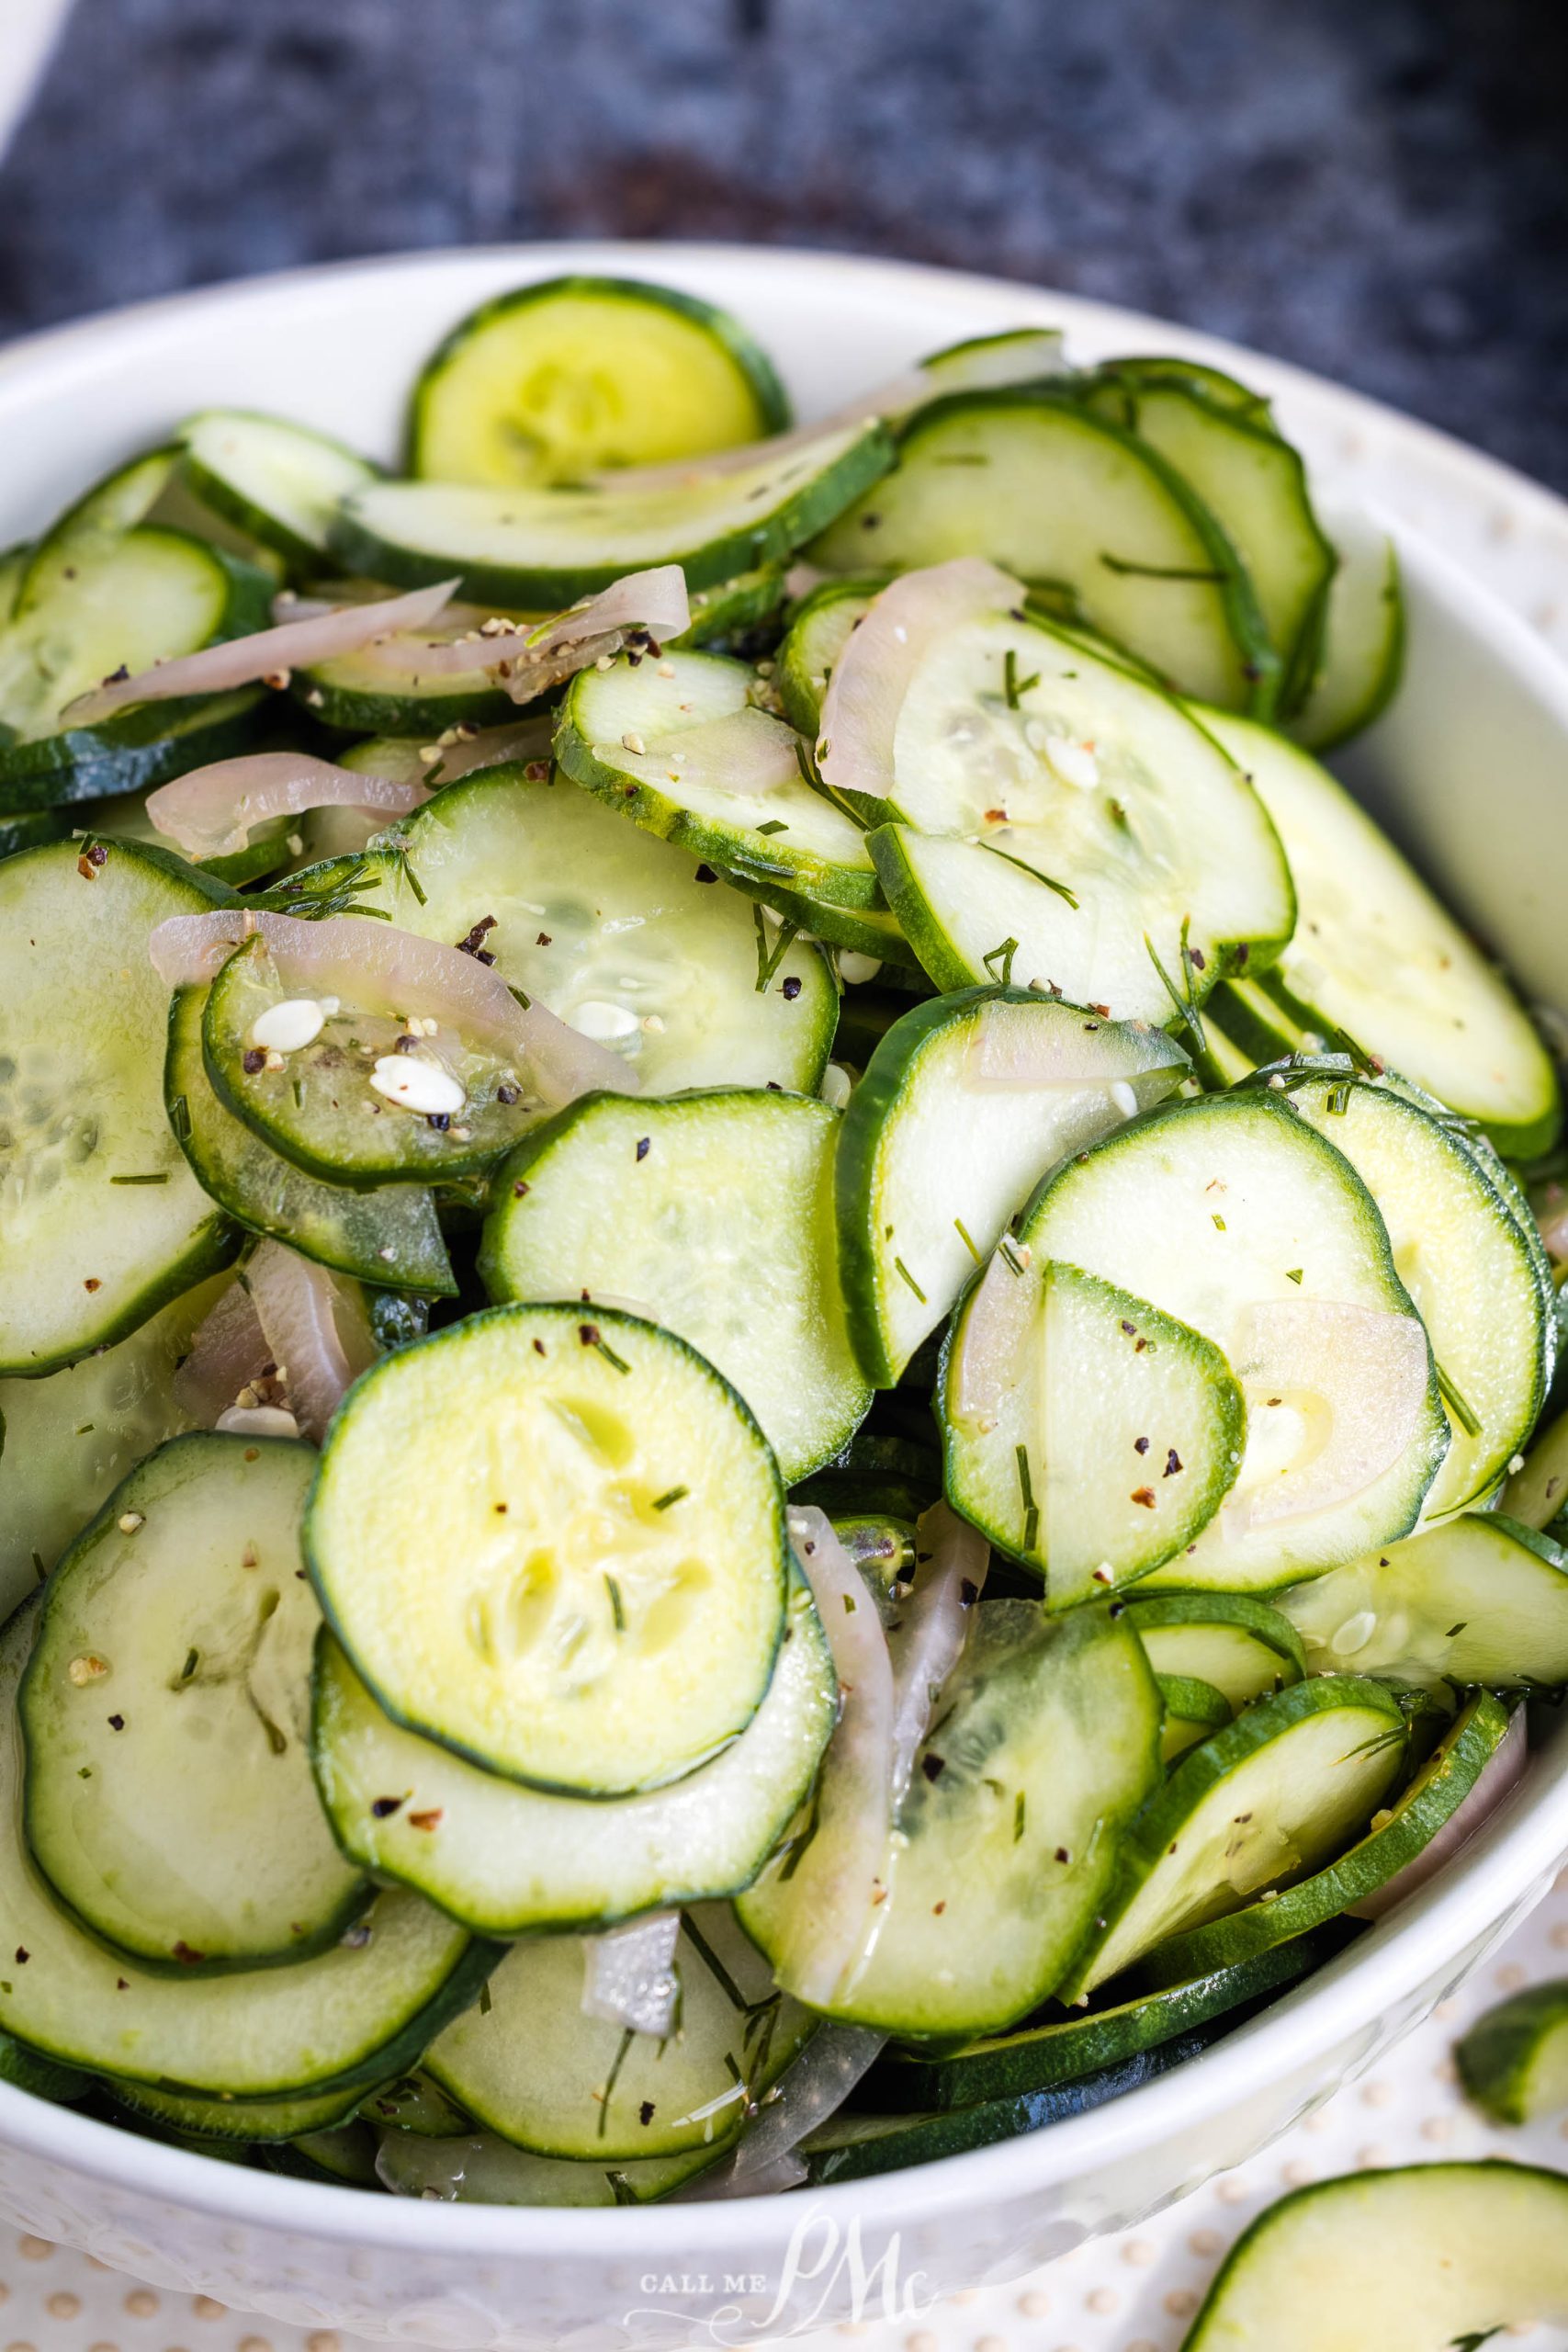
[305,1300,791,1799]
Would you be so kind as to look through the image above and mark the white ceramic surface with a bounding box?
[2,243,1568,2350]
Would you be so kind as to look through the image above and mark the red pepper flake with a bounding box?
[172,1940,207,1964]
[932,1900,947,1916]
[117,1976,129,1989]
[525,760,549,780]
[83,1278,102,1293]
[408,1807,444,1832]
[532,1337,547,1355]
[1130,1487,1156,1509]
[536,932,552,946]
[456,915,499,962]
[244,1446,259,1461]
[1089,1001,1111,1017]
[76,842,108,879]
[580,1321,601,1347]
[1055,1847,1072,1865]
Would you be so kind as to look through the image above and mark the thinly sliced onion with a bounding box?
[888,1503,989,1804]
[585,381,927,496]
[245,1240,374,1444]
[948,1243,1040,1426]
[147,752,431,859]
[817,559,1023,806]
[673,2024,886,2200]
[342,717,555,795]
[357,566,690,700]
[1537,1198,1568,1262]
[963,1005,1179,1094]
[775,1507,897,2011]
[61,579,459,728]
[639,706,804,797]
[1224,1299,1432,1534]
[147,910,637,1105]
[1349,1710,1528,1920]
[581,1913,681,2039]
[170,1281,271,1422]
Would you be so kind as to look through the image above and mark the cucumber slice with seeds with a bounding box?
[1182,2164,1568,2349]
[312,1566,833,1935]
[1058,1675,1408,1999]
[168,986,457,1295]
[1018,1091,1449,1590]
[1195,707,1559,1158]
[0,838,237,1377]
[1124,1592,1305,1710]
[0,1603,491,2097]
[739,1597,1162,2040]
[1265,1070,1551,1517]
[427,1907,811,2161]
[1458,1981,1568,2124]
[335,765,838,1097]
[202,931,539,1189]
[179,411,380,571]
[1279,1512,1568,1695]
[480,1088,870,1483]
[333,419,892,607]
[867,1932,1336,2112]
[838,986,1190,1385]
[846,601,1292,1018]
[307,1302,789,1798]
[20,1433,368,1971]
[941,1259,1246,1604]
[0,1269,232,1621]
[557,647,881,910]
[408,276,789,489]
[807,391,1275,711]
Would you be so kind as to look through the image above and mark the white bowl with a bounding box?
[2,243,1567,2350]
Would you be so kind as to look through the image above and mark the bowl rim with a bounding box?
[2,236,1567,2258]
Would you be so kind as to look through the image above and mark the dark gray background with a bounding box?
[2,0,1564,491]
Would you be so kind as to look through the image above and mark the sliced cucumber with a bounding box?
[1158,1673,1233,1763]
[720,865,922,971]
[108,2074,367,2145]
[777,575,879,736]
[1265,1071,1551,1516]
[307,1301,789,1798]
[20,1432,367,1971]
[867,1934,1334,2111]
[671,564,787,650]
[93,777,294,887]
[408,276,789,488]
[1124,1592,1305,1710]
[1458,1981,1568,2124]
[557,648,880,911]
[0,807,66,860]
[1179,2163,1568,2349]
[168,986,456,1295]
[801,2037,1213,2183]
[180,410,379,571]
[11,447,178,617]
[202,931,538,1189]
[1196,707,1560,1158]
[0,1268,231,1620]
[0,2028,93,2103]
[360,2071,472,2136]
[1507,1404,1568,1534]
[0,687,273,817]
[312,1568,832,1934]
[480,1088,869,1483]
[333,419,891,606]
[1078,371,1335,716]
[739,1598,1161,2039]
[292,617,519,737]
[375,2126,713,2204]
[0,1603,490,2096]
[818,592,1292,1021]
[341,765,837,1095]
[1057,1675,1408,1999]
[807,391,1275,710]
[1286,498,1404,752]
[836,986,1188,1385]
[0,838,237,1376]
[427,1907,810,2162]
[915,328,1068,402]
[1279,1512,1568,1694]
[1018,1091,1449,1590]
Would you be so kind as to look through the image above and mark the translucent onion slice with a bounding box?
[584,379,928,496]
[245,1240,375,1444]
[962,1007,1179,1093]
[817,558,1024,808]
[651,706,806,797]
[147,910,637,1105]
[147,752,431,859]
[948,1244,1038,1427]
[581,1913,681,2040]
[775,1507,897,2011]
[888,1502,989,1805]
[356,565,690,701]
[170,1281,271,1423]
[1349,1709,1527,1921]
[1224,1299,1433,1534]
[61,579,459,728]
[674,2024,886,2200]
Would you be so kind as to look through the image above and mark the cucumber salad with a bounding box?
[1,271,1565,2209]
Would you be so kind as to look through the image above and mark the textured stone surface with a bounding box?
[0,0,1564,491]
